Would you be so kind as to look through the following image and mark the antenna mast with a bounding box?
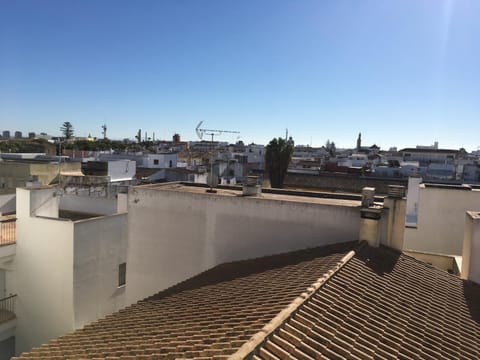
[101,124,107,140]
[195,121,240,192]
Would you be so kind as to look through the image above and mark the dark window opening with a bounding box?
[118,263,126,287]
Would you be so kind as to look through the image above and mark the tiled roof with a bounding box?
[14,242,480,359]
[249,245,480,360]
[14,242,355,359]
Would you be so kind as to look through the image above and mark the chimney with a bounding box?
[383,185,407,250]
[361,187,375,208]
[461,211,480,284]
[359,187,385,247]
[243,176,261,196]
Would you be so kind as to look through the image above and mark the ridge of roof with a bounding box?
[229,241,367,360]
[252,244,480,360]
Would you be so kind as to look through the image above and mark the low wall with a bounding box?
[284,173,407,194]
[126,185,362,304]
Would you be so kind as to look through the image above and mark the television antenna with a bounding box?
[195,121,240,142]
[195,121,240,192]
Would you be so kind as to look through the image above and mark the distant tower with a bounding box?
[173,133,180,144]
[357,132,362,151]
[135,129,142,143]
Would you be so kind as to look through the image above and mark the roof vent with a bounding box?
[361,187,375,207]
[243,176,261,196]
[388,185,406,198]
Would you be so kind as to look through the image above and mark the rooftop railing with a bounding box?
[0,217,16,246]
[0,294,16,323]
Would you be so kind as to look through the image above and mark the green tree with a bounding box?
[60,121,74,139]
[325,139,336,157]
[265,137,294,188]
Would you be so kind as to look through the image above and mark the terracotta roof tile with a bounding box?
[14,242,354,359]
[14,243,480,359]
[252,246,480,360]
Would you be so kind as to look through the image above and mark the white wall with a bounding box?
[126,186,361,304]
[72,214,127,329]
[404,185,480,255]
[461,212,480,284]
[15,188,74,354]
[108,160,136,182]
[144,154,177,169]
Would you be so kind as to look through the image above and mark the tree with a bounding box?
[265,137,294,188]
[325,139,336,157]
[60,121,74,139]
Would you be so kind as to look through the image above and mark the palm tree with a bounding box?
[265,137,294,188]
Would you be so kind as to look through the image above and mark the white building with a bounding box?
[13,186,128,354]
[99,152,177,169]
[404,182,480,256]
[337,153,368,168]
[125,183,363,304]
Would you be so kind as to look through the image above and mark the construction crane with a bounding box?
[195,121,240,192]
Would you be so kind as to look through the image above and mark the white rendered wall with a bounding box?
[404,185,480,255]
[72,213,128,329]
[461,212,480,284]
[108,160,136,182]
[144,154,177,168]
[126,187,361,304]
[15,188,74,354]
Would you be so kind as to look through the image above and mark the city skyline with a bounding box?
[1,0,479,151]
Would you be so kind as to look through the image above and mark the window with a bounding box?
[153,159,159,165]
[118,263,126,287]
[169,160,173,168]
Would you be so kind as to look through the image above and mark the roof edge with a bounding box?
[228,241,366,360]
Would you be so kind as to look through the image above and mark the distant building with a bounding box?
[2,131,10,139]
[399,147,459,165]
[14,132,22,139]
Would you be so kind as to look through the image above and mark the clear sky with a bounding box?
[1,0,479,150]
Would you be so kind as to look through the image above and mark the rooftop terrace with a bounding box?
[137,182,371,208]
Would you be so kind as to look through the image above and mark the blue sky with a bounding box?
[1,0,479,150]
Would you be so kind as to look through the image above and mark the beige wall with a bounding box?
[403,250,456,273]
[404,185,480,255]
[15,188,74,354]
[0,163,30,195]
[126,186,361,304]
[31,162,81,186]
[0,162,81,195]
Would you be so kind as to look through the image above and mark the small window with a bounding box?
[118,263,126,287]
[169,160,173,168]
[153,159,159,165]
